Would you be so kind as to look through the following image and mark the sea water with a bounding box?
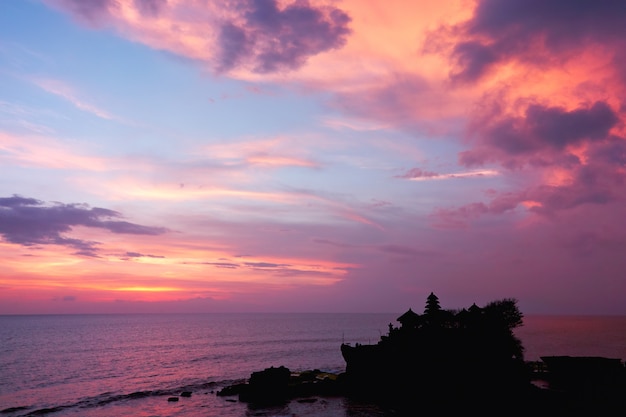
[1,314,625,416]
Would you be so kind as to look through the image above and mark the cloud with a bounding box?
[414,0,626,213]
[395,168,439,180]
[444,0,626,83]
[396,167,499,181]
[524,102,619,148]
[202,136,320,169]
[461,101,621,168]
[102,220,167,235]
[452,98,625,227]
[199,262,240,269]
[17,1,626,314]
[47,0,352,75]
[31,77,115,120]
[0,195,167,255]
[48,0,117,25]
[0,100,58,135]
[214,0,352,73]
[432,163,622,228]
[119,251,165,260]
[244,261,290,268]
[313,238,435,260]
[134,0,166,17]
[330,73,446,133]
[0,131,113,171]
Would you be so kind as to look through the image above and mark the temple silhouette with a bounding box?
[340,292,530,411]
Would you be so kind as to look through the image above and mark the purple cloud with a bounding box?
[395,168,439,180]
[182,261,241,269]
[133,0,166,16]
[49,0,351,74]
[525,102,618,149]
[119,251,165,260]
[216,0,351,73]
[450,41,499,83]
[205,262,240,269]
[446,0,626,82]
[0,195,167,255]
[460,101,621,168]
[432,164,620,228]
[588,137,626,166]
[244,261,290,268]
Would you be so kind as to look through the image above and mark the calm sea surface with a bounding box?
[1,314,625,416]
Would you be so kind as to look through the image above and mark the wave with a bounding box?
[0,379,239,417]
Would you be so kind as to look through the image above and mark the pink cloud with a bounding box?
[215,0,351,73]
[396,168,439,179]
[47,0,352,75]
[431,160,625,228]
[396,167,499,181]
[405,0,626,240]
[328,72,469,137]
[0,131,111,170]
[49,0,114,26]
[134,0,166,16]
[461,101,621,168]
[438,0,626,84]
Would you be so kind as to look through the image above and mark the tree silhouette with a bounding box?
[484,298,524,329]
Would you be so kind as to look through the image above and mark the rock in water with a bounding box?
[239,366,291,405]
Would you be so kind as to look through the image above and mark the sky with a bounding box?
[1,0,625,315]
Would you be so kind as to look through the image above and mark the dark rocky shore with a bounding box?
[216,358,625,416]
[216,295,625,416]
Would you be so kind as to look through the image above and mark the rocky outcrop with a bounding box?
[539,356,626,415]
[217,367,345,405]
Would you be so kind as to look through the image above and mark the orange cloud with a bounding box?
[0,215,356,307]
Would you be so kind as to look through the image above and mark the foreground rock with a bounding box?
[217,367,345,405]
[536,355,626,416]
[218,361,625,416]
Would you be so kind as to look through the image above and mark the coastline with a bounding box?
[215,355,626,417]
[2,313,625,417]
[214,296,626,416]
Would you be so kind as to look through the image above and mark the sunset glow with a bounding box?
[1,0,626,314]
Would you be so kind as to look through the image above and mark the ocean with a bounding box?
[1,313,625,416]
